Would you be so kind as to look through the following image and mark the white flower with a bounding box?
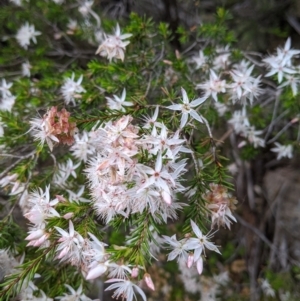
[78,0,94,16]
[54,220,84,265]
[96,24,132,62]
[0,95,15,111]
[228,108,250,135]
[263,38,300,84]
[162,234,190,262]
[85,232,108,280]
[0,79,13,98]
[61,73,85,105]
[0,78,15,111]
[167,87,206,128]
[197,69,226,101]
[228,64,262,105]
[9,0,23,5]
[29,117,59,151]
[191,50,207,70]
[56,284,97,301]
[213,45,231,70]
[71,131,96,162]
[22,61,32,77]
[278,75,300,96]
[52,0,64,4]
[136,152,175,204]
[264,57,296,83]
[245,126,265,148]
[24,186,60,226]
[106,89,133,112]
[107,262,132,279]
[16,22,41,49]
[105,279,146,301]
[214,101,227,116]
[188,220,221,274]
[53,158,81,187]
[67,19,78,34]
[271,143,293,160]
[277,37,300,66]
[261,279,275,297]
[142,106,162,129]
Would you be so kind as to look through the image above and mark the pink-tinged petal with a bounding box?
[58,247,69,259]
[196,257,203,274]
[25,229,44,241]
[63,212,74,219]
[144,273,155,291]
[187,254,194,268]
[86,264,107,280]
[33,234,48,246]
[131,267,139,278]
[190,220,202,238]
[97,160,110,170]
[162,190,172,205]
[56,195,67,202]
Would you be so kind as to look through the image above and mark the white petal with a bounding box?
[180,113,189,128]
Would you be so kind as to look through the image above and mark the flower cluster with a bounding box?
[86,114,188,224]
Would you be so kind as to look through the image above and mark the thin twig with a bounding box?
[264,89,282,141]
[0,150,36,179]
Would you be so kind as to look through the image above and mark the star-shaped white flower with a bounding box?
[167,88,206,128]
[106,88,133,112]
[271,143,293,160]
[16,22,41,50]
[105,279,146,301]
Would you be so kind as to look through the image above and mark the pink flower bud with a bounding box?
[238,140,247,148]
[63,212,74,219]
[56,195,67,202]
[291,117,299,124]
[144,273,155,291]
[131,267,139,278]
[187,253,194,268]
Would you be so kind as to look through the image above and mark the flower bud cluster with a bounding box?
[30,107,77,151]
